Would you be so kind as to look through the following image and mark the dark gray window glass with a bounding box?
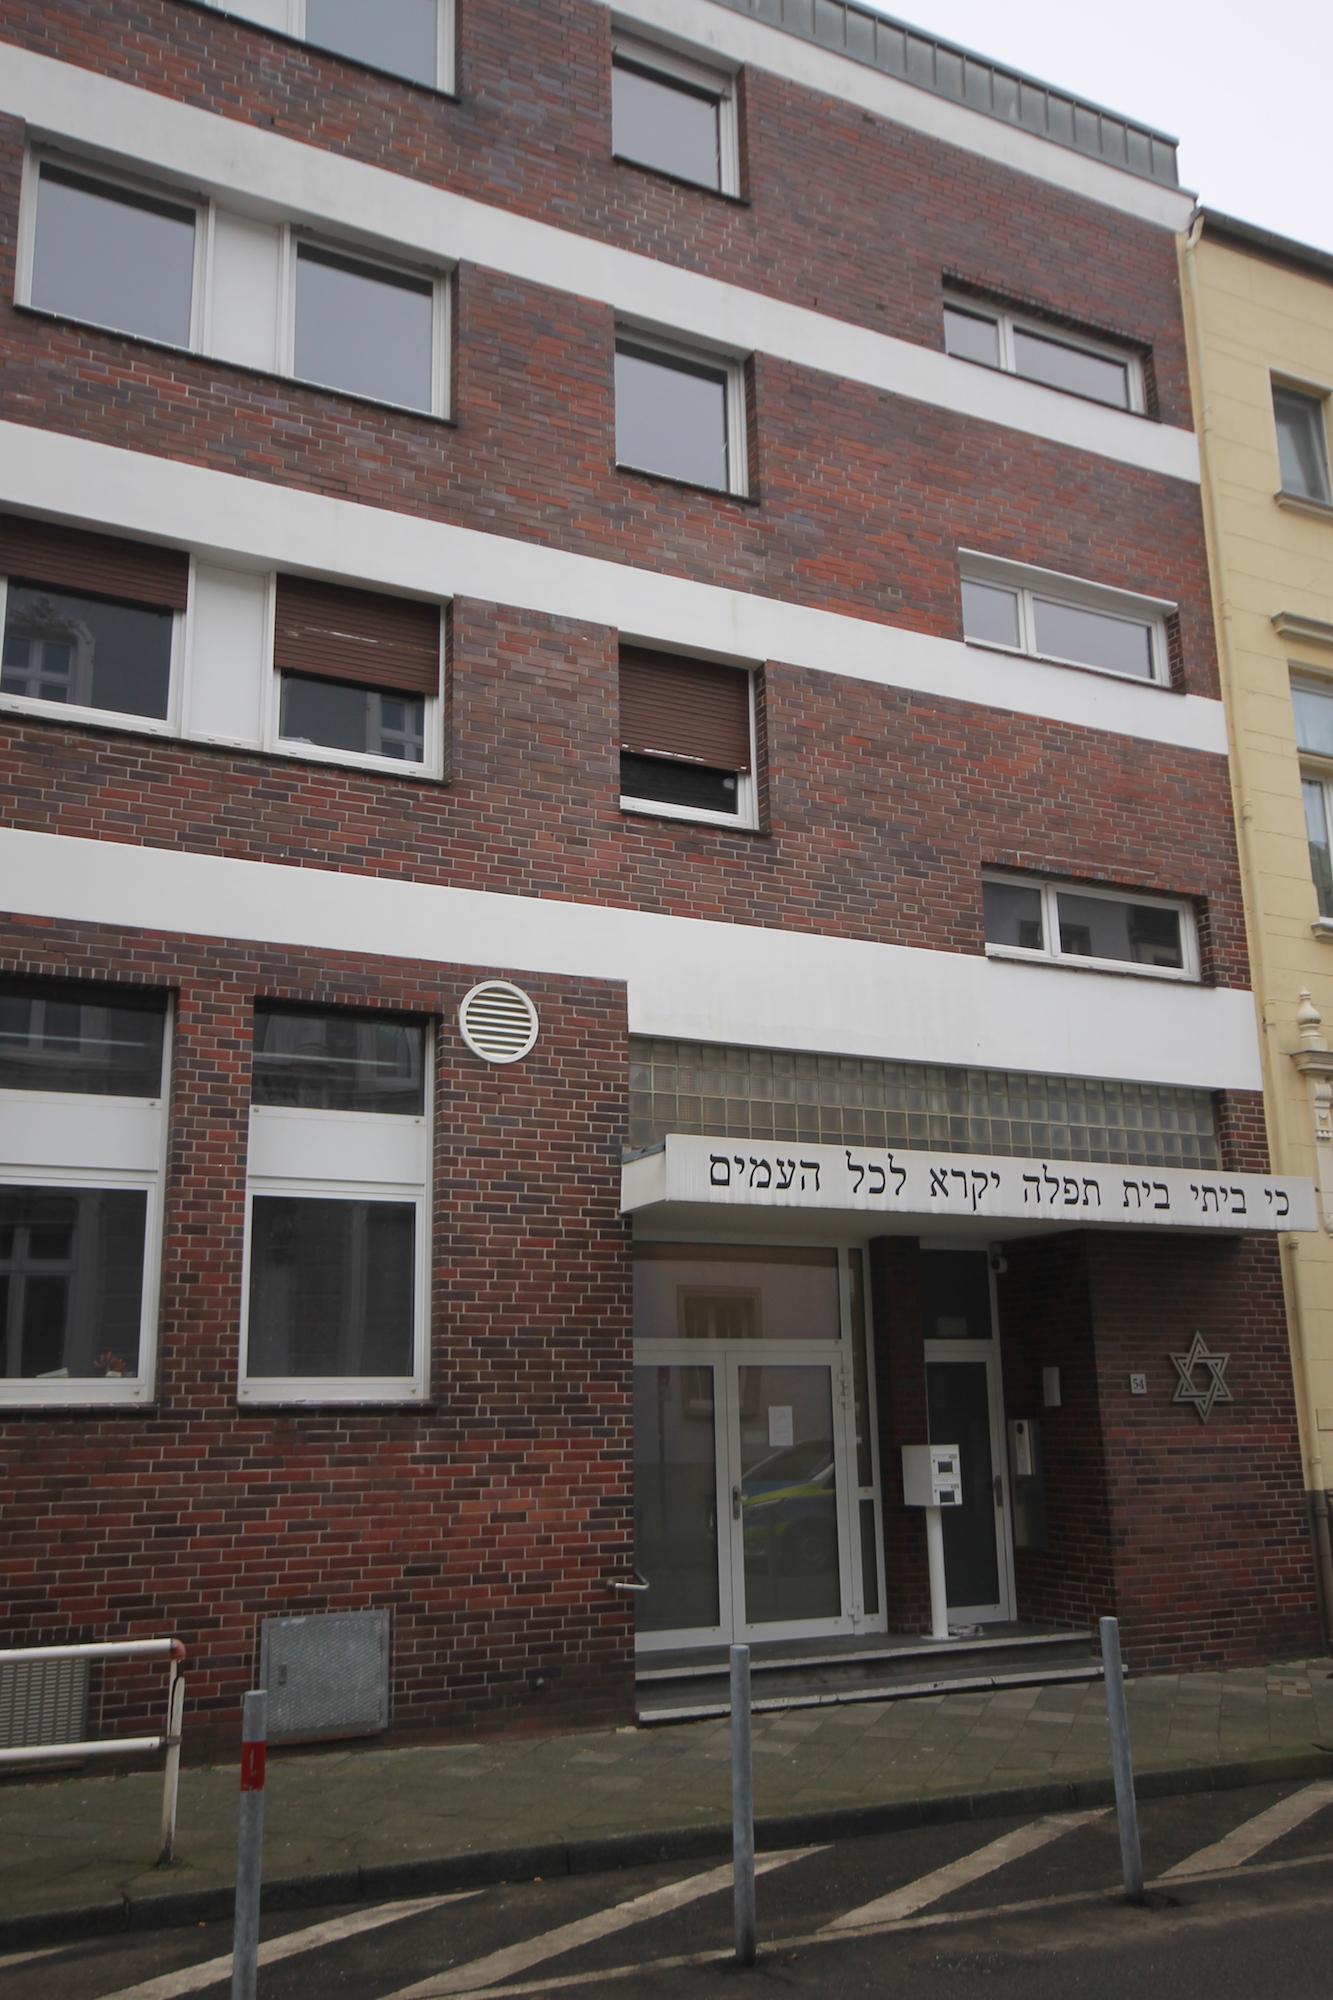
[294,246,434,410]
[982,880,1044,953]
[279,673,425,762]
[615,342,732,490]
[1303,779,1333,919]
[1293,681,1333,759]
[1012,327,1131,409]
[1274,386,1332,502]
[31,165,195,347]
[304,0,439,85]
[621,753,739,815]
[1,1186,146,1380]
[612,59,722,190]
[2,586,172,719]
[1055,893,1183,968]
[252,1005,425,1114]
[943,306,1000,368]
[1032,597,1154,680]
[246,1195,415,1377]
[0,980,166,1096]
[961,579,1021,649]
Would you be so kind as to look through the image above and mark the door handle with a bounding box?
[732,1483,742,1522]
[993,1474,1004,1507]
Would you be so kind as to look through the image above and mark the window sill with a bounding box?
[1311,918,1333,939]
[14,305,457,428]
[1276,489,1333,523]
[616,463,758,507]
[984,945,1199,984]
[611,153,748,205]
[178,0,459,100]
[960,637,1180,694]
[238,1387,428,1406]
[621,798,763,834]
[0,1392,155,1412]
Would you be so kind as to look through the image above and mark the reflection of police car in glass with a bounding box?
[741,1440,837,1574]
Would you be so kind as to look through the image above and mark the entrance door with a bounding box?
[633,1348,853,1647]
[919,1249,1014,1625]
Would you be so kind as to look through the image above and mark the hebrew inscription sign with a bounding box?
[621,1136,1316,1234]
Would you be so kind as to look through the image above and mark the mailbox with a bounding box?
[901,1443,962,1509]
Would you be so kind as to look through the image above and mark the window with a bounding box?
[982,874,1197,979]
[1273,385,1332,505]
[27,161,198,347]
[270,575,441,770]
[960,553,1170,686]
[0,980,168,1404]
[200,0,452,89]
[0,516,188,727]
[612,36,739,195]
[943,294,1143,413]
[615,334,747,495]
[242,1005,430,1400]
[619,646,756,826]
[1293,678,1333,919]
[293,243,441,413]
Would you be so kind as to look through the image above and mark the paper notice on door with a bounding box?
[768,1405,794,1448]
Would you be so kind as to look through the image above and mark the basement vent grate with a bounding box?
[259,1610,390,1743]
[0,1658,90,1748]
[459,980,539,1065]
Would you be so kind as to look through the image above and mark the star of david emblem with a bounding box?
[1170,1331,1233,1424]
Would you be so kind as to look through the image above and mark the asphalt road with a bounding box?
[9,1778,1333,1999]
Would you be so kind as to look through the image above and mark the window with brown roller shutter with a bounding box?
[272,576,440,695]
[619,646,754,823]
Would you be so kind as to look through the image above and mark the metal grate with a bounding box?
[459,981,539,1065]
[0,1659,89,1748]
[259,1610,390,1743]
[629,1038,1220,1171]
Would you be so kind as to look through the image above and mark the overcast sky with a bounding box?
[862,0,1333,254]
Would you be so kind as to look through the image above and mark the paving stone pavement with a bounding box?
[4,1657,1333,1935]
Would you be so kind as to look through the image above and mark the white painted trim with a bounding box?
[0,829,1265,1092]
[4,49,1197,483]
[593,0,1195,230]
[0,426,1226,754]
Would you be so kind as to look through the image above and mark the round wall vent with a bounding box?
[459,980,539,1065]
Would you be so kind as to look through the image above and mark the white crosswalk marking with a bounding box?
[1159,1778,1333,1880]
[379,1846,822,2000]
[822,1809,1106,1933]
[93,1889,479,2000]
[0,1945,63,1972]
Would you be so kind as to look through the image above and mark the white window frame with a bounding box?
[0,996,170,1407]
[615,326,749,498]
[259,573,446,778]
[200,0,455,93]
[943,291,1144,415]
[17,150,208,352]
[959,550,1173,688]
[982,871,1199,982]
[239,1026,432,1404]
[0,569,187,738]
[281,230,451,419]
[1291,673,1333,926]
[1272,376,1333,508]
[611,33,740,198]
[618,646,759,831]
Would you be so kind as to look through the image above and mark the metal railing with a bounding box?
[0,1638,186,1863]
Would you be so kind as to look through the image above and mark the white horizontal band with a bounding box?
[598,0,1195,231]
[6,47,1197,482]
[0,829,1263,1092]
[0,424,1226,752]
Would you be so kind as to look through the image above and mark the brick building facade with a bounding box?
[0,0,1322,1749]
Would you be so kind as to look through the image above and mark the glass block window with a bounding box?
[628,1039,1220,1172]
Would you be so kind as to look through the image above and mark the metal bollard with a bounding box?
[157,1648,186,1866]
[730,1643,756,1967]
[231,1690,268,2000]
[1099,1617,1144,1902]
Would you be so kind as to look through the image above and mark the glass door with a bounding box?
[920,1247,1014,1625]
[729,1355,848,1635]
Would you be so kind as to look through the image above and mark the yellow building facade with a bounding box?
[1182,214,1333,1637]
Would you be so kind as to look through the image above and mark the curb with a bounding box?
[4,1747,1332,1951]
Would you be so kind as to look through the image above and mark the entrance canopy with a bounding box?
[621,1134,1316,1242]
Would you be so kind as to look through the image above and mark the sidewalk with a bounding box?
[5,1658,1333,1945]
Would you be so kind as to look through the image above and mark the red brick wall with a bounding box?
[0,915,636,1746]
[0,599,1251,983]
[0,0,1194,425]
